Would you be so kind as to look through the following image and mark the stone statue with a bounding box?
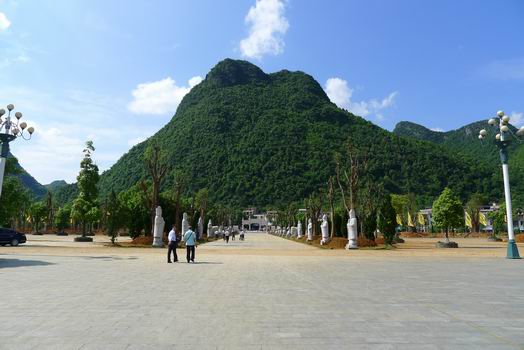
[152,206,165,247]
[307,218,313,241]
[297,220,303,238]
[291,226,297,237]
[198,217,203,239]
[320,214,329,245]
[346,209,358,249]
[207,219,213,238]
[182,212,189,236]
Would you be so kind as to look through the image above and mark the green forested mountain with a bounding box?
[393,120,521,166]
[91,58,495,208]
[394,120,524,207]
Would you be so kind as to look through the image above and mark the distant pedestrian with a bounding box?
[240,229,245,241]
[183,225,197,263]
[167,225,178,263]
[231,230,236,241]
[225,229,230,243]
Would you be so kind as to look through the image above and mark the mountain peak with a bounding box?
[206,58,268,87]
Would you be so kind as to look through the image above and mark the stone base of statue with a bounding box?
[487,236,502,242]
[436,241,458,248]
[345,240,358,249]
[74,236,93,242]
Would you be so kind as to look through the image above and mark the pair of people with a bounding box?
[167,224,197,263]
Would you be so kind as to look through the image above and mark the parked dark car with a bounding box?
[0,228,27,246]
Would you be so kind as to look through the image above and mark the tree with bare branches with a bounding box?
[144,142,169,233]
[335,141,368,237]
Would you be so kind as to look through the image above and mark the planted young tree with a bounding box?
[432,187,463,247]
[327,176,336,238]
[377,194,397,245]
[44,191,54,231]
[105,190,123,244]
[305,191,323,236]
[71,141,100,241]
[118,184,150,238]
[488,204,506,239]
[335,142,367,237]
[54,205,71,235]
[195,188,209,234]
[29,201,47,234]
[466,193,486,234]
[172,169,188,232]
[144,142,169,233]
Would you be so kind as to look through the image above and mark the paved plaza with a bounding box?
[1,233,524,349]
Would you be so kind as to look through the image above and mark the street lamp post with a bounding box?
[479,110,524,259]
[0,104,35,198]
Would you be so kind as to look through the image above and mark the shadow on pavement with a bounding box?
[0,258,55,269]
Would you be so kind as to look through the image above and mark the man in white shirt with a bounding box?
[167,225,178,263]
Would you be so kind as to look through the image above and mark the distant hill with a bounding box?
[44,180,68,192]
[91,58,495,207]
[394,120,524,207]
[7,152,47,198]
[393,120,521,165]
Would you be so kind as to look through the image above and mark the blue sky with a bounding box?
[0,0,523,184]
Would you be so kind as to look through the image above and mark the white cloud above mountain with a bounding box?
[239,0,289,60]
[0,12,10,31]
[324,77,398,120]
[128,76,203,115]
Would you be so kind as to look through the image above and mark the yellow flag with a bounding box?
[465,212,472,228]
[479,212,487,226]
[396,214,403,225]
[408,213,414,227]
[417,213,425,225]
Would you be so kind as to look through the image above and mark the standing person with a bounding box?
[167,225,178,263]
[183,224,197,263]
[231,229,236,241]
[225,229,230,243]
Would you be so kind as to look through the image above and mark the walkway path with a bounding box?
[0,232,523,349]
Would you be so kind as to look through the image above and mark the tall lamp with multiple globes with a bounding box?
[479,110,524,259]
[0,104,35,198]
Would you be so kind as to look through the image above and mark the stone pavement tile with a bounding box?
[78,344,129,350]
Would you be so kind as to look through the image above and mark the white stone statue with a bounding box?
[207,219,213,238]
[297,221,303,238]
[182,212,189,236]
[307,218,313,241]
[346,209,358,249]
[320,214,329,245]
[152,206,165,247]
[291,226,298,237]
[198,217,203,239]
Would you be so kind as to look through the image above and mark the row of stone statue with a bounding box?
[151,206,236,247]
[272,210,358,249]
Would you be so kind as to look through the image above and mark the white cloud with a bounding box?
[127,76,203,115]
[239,0,289,60]
[430,127,445,132]
[324,77,398,120]
[0,12,11,31]
[510,111,523,127]
[0,87,160,184]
